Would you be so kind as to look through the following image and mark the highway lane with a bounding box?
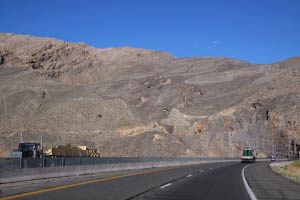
[134,162,250,200]
[0,162,249,200]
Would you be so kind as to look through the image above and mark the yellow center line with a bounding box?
[0,165,185,200]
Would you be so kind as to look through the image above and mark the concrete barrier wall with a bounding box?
[0,159,239,184]
[0,157,238,170]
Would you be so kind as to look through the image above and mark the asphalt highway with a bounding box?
[0,162,250,200]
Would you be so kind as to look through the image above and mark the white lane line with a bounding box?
[160,183,172,189]
[242,165,257,200]
[186,174,192,178]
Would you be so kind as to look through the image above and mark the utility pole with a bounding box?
[40,133,43,150]
[287,132,290,159]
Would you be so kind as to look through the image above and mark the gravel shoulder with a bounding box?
[270,160,300,184]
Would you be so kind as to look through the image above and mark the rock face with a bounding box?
[0,33,300,157]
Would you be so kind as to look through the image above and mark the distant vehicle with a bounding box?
[13,132,100,158]
[241,149,256,163]
[11,132,44,158]
[18,143,43,158]
[270,155,276,161]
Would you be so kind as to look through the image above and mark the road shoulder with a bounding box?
[245,162,300,200]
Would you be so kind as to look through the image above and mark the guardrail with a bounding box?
[0,157,240,170]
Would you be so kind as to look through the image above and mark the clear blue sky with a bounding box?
[1,0,299,64]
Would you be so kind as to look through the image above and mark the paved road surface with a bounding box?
[132,162,249,200]
[0,162,249,200]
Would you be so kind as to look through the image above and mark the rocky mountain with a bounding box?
[0,33,299,158]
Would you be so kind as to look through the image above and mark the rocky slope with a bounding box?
[0,33,299,157]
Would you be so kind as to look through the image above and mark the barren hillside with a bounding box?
[1,33,299,157]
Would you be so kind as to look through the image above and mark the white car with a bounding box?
[270,156,276,161]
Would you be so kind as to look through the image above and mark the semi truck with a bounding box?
[10,132,44,158]
[10,132,100,158]
[10,143,43,158]
[11,143,100,158]
[241,149,257,163]
[17,143,43,158]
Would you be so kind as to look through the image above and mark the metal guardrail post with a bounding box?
[42,157,45,168]
[19,157,22,169]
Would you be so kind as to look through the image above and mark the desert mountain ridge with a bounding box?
[1,33,300,158]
